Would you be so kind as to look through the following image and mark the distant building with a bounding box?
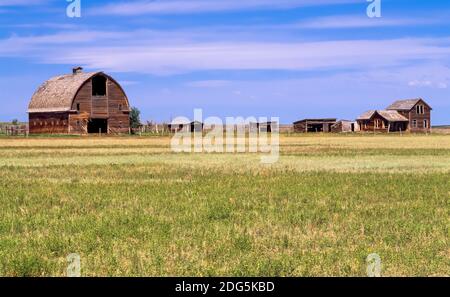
[249,121,279,133]
[357,98,432,133]
[293,118,337,133]
[331,120,356,133]
[28,67,131,134]
[168,121,204,133]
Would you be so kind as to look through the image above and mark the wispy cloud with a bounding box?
[408,80,448,89]
[295,15,443,29]
[186,80,232,88]
[90,0,359,16]
[1,28,449,76]
[6,23,80,30]
[0,0,50,6]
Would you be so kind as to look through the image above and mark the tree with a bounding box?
[129,107,141,131]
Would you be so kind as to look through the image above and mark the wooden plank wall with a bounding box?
[107,80,130,134]
[29,113,69,134]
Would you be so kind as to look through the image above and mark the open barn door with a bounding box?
[88,119,108,134]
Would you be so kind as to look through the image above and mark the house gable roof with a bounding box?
[377,110,409,122]
[357,110,376,120]
[386,98,431,111]
[357,110,408,122]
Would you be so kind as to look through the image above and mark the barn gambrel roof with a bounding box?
[28,71,129,113]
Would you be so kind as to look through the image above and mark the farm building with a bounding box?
[331,120,357,133]
[248,121,279,133]
[293,118,337,133]
[28,67,131,134]
[168,121,204,133]
[357,98,432,133]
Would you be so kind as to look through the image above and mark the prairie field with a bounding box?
[0,134,449,276]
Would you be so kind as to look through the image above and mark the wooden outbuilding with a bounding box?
[28,67,131,134]
[248,121,278,133]
[331,120,356,133]
[293,118,337,133]
[168,121,204,133]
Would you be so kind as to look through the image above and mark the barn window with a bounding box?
[92,75,107,96]
[76,103,80,111]
[412,120,417,128]
[424,120,428,128]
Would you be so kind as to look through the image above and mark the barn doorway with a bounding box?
[88,119,108,134]
[92,75,107,96]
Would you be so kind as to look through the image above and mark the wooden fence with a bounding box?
[0,124,29,136]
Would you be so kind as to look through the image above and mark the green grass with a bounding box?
[0,135,449,276]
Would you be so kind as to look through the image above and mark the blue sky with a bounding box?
[0,0,449,124]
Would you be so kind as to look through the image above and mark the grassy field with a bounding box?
[0,134,448,276]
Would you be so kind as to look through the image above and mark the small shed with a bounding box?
[168,120,204,133]
[249,121,278,133]
[331,120,356,133]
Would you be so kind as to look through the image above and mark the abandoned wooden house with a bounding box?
[357,98,432,133]
[28,67,131,134]
[293,118,337,133]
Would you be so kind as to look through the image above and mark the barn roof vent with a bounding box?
[72,66,83,75]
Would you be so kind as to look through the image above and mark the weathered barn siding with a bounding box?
[108,80,131,134]
[29,112,68,134]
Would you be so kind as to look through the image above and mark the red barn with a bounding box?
[28,67,131,134]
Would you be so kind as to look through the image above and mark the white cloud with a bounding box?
[409,80,448,89]
[295,15,441,29]
[1,29,449,77]
[90,0,359,16]
[0,0,50,6]
[45,38,450,75]
[186,80,231,88]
